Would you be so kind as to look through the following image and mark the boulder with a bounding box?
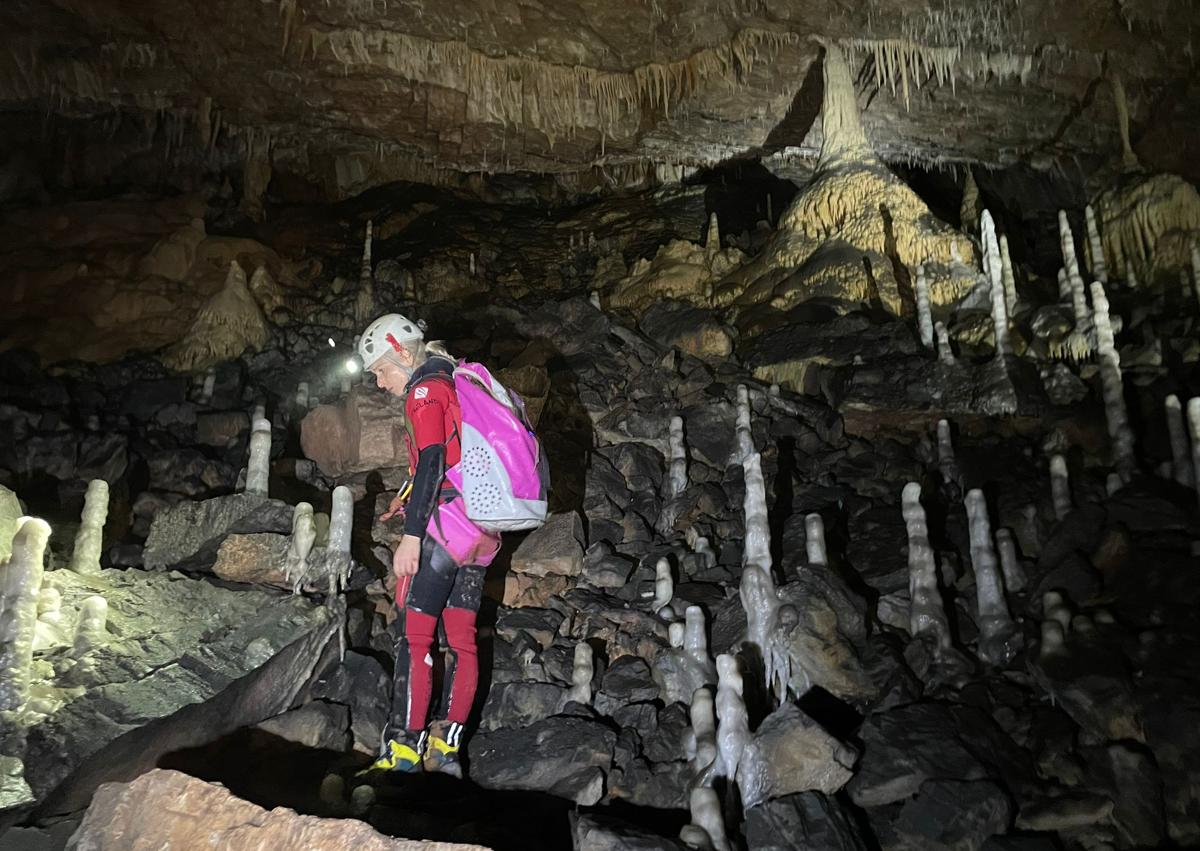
[212,533,290,585]
[14,566,338,818]
[300,386,410,477]
[739,704,858,806]
[505,513,585,606]
[890,779,1013,851]
[65,769,490,850]
[197,411,251,447]
[744,792,870,851]
[256,702,351,751]
[572,813,687,851]
[143,493,293,571]
[470,715,615,805]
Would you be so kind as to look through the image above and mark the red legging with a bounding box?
[388,536,485,735]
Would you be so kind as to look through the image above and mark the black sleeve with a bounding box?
[403,443,447,539]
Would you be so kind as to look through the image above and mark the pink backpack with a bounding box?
[443,362,549,533]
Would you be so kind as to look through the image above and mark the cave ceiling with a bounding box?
[1,0,1198,201]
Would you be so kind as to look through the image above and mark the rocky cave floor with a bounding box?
[1,175,1200,851]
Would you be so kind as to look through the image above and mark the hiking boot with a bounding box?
[357,730,427,778]
[423,720,464,778]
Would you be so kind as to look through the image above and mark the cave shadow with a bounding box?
[761,47,825,157]
[768,436,796,571]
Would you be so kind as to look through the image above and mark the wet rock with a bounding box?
[146,448,237,497]
[299,387,410,477]
[256,701,351,751]
[65,769,488,850]
[307,651,390,756]
[848,703,1033,807]
[571,813,686,851]
[510,512,585,577]
[740,704,858,806]
[75,433,129,484]
[480,682,569,729]
[143,493,294,571]
[744,792,870,851]
[17,567,337,817]
[594,656,658,716]
[120,378,187,421]
[1083,742,1165,847]
[638,301,734,360]
[890,779,1013,851]
[197,411,251,447]
[470,715,615,805]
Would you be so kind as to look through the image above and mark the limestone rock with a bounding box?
[143,493,293,571]
[65,769,490,850]
[197,411,251,447]
[637,301,735,359]
[744,792,870,851]
[300,387,410,477]
[510,512,584,578]
[256,701,351,751]
[212,533,291,585]
[739,704,857,807]
[470,715,615,805]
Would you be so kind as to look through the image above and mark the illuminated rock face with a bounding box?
[715,42,978,319]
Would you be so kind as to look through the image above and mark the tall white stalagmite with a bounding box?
[653,557,674,614]
[1165,395,1192,487]
[1050,454,1072,520]
[684,787,731,851]
[328,486,353,584]
[1070,272,1090,332]
[902,483,951,651]
[669,622,686,648]
[734,385,754,464]
[684,606,714,679]
[355,220,376,324]
[714,654,750,786]
[740,450,779,694]
[200,369,216,405]
[70,479,109,574]
[705,213,720,260]
[1091,282,1136,482]
[0,517,50,712]
[805,513,827,566]
[935,321,955,364]
[667,415,688,499]
[915,264,934,349]
[245,418,272,496]
[936,419,961,490]
[1059,210,1082,285]
[296,381,309,409]
[1057,268,1071,303]
[566,641,594,705]
[981,210,1009,358]
[999,234,1017,315]
[1085,205,1108,284]
[967,490,1018,666]
[1188,398,1200,507]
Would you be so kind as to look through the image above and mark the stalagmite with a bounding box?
[936,419,961,491]
[1188,398,1200,507]
[69,479,108,574]
[733,385,753,464]
[71,595,108,658]
[0,517,50,712]
[935,321,955,364]
[200,369,216,404]
[1165,395,1191,487]
[804,513,827,567]
[967,490,1018,667]
[355,220,375,325]
[999,234,1017,314]
[1040,619,1066,659]
[1043,591,1072,632]
[666,415,688,499]
[162,261,269,373]
[296,381,310,409]
[566,641,593,705]
[669,622,686,648]
[1057,268,1071,303]
[327,485,353,591]
[688,685,718,779]
[653,557,674,614]
[1059,211,1083,285]
[245,418,272,496]
[285,502,317,590]
[915,264,934,348]
[1085,205,1108,284]
[684,606,713,677]
[740,449,780,694]
[981,210,1009,357]
[903,483,951,651]
[683,787,731,851]
[1050,454,1072,521]
[1091,282,1136,482]
[960,169,980,233]
[995,528,1025,593]
[714,654,750,785]
[705,213,720,259]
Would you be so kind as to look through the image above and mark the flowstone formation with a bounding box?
[161,261,271,373]
[714,41,977,322]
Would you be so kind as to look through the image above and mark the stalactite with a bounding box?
[960,168,980,233]
[355,220,376,325]
[936,419,962,491]
[1109,71,1141,173]
[666,415,688,499]
[935,321,954,364]
[1091,282,1136,482]
[999,234,1017,314]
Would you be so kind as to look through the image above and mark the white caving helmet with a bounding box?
[358,313,425,368]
